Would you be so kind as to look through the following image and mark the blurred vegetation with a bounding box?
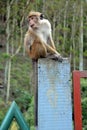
[81,79,87,130]
[0,0,87,129]
[0,54,35,129]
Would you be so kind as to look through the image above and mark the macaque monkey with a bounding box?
[24,11,63,61]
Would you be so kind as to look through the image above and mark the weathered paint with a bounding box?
[38,59,72,130]
[73,71,87,130]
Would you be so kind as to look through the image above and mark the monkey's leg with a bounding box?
[44,43,63,62]
[45,43,60,55]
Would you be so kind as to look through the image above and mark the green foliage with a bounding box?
[82,98,87,129]
[0,27,5,34]
[0,111,5,124]
[11,56,32,91]
[81,79,87,129]
[0,101,5,123]
[30,126,35,130]
[0,0,87,129]
[15,90,32,112]
[84,50,87,57]
[24,96,35,127]
[0,64,3,70]
[2,53,11,59]
[0,98,9,124]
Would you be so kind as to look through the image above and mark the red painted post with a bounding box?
[73,71,87,130]
[73,71,82,130]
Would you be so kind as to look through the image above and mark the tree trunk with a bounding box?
[71,2,76,70]
[63,1,68,53]
[5,0,14,103]
[6,1,10,54]
[79,1,83,71]
[20,14,24,56]
[6,59,11,103]
[5,0,11,103]
[42,0,46,14]
[53,14,56,41]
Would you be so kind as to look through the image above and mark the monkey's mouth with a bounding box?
[30,24,35,28]
[30,24,38,29]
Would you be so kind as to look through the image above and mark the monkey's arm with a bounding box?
[24,33,30,48]
[47,35,56,49]
[44,43,60,55]
[43,40,63,61]
[46,43,63,61]
[24,32,34,53]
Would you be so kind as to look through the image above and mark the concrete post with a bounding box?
[37,59,72,130]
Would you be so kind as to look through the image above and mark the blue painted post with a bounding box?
[38,59,72,130]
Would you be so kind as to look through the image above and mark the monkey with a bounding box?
[24,11,63,62]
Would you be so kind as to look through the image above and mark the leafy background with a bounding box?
[0,0,87,129]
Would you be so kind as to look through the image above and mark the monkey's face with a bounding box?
[28,16,40,29]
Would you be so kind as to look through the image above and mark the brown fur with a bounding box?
[28,38,47,60]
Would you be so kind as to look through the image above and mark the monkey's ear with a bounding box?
[40,14,44,20]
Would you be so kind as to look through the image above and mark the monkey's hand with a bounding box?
[47,53,63,62]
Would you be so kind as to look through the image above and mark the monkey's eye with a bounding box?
[28,16,34,22]
[31,17,34,20]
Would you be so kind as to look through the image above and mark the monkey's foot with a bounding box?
[47,54,63,62]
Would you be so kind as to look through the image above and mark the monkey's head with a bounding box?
[28,11,44,29]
